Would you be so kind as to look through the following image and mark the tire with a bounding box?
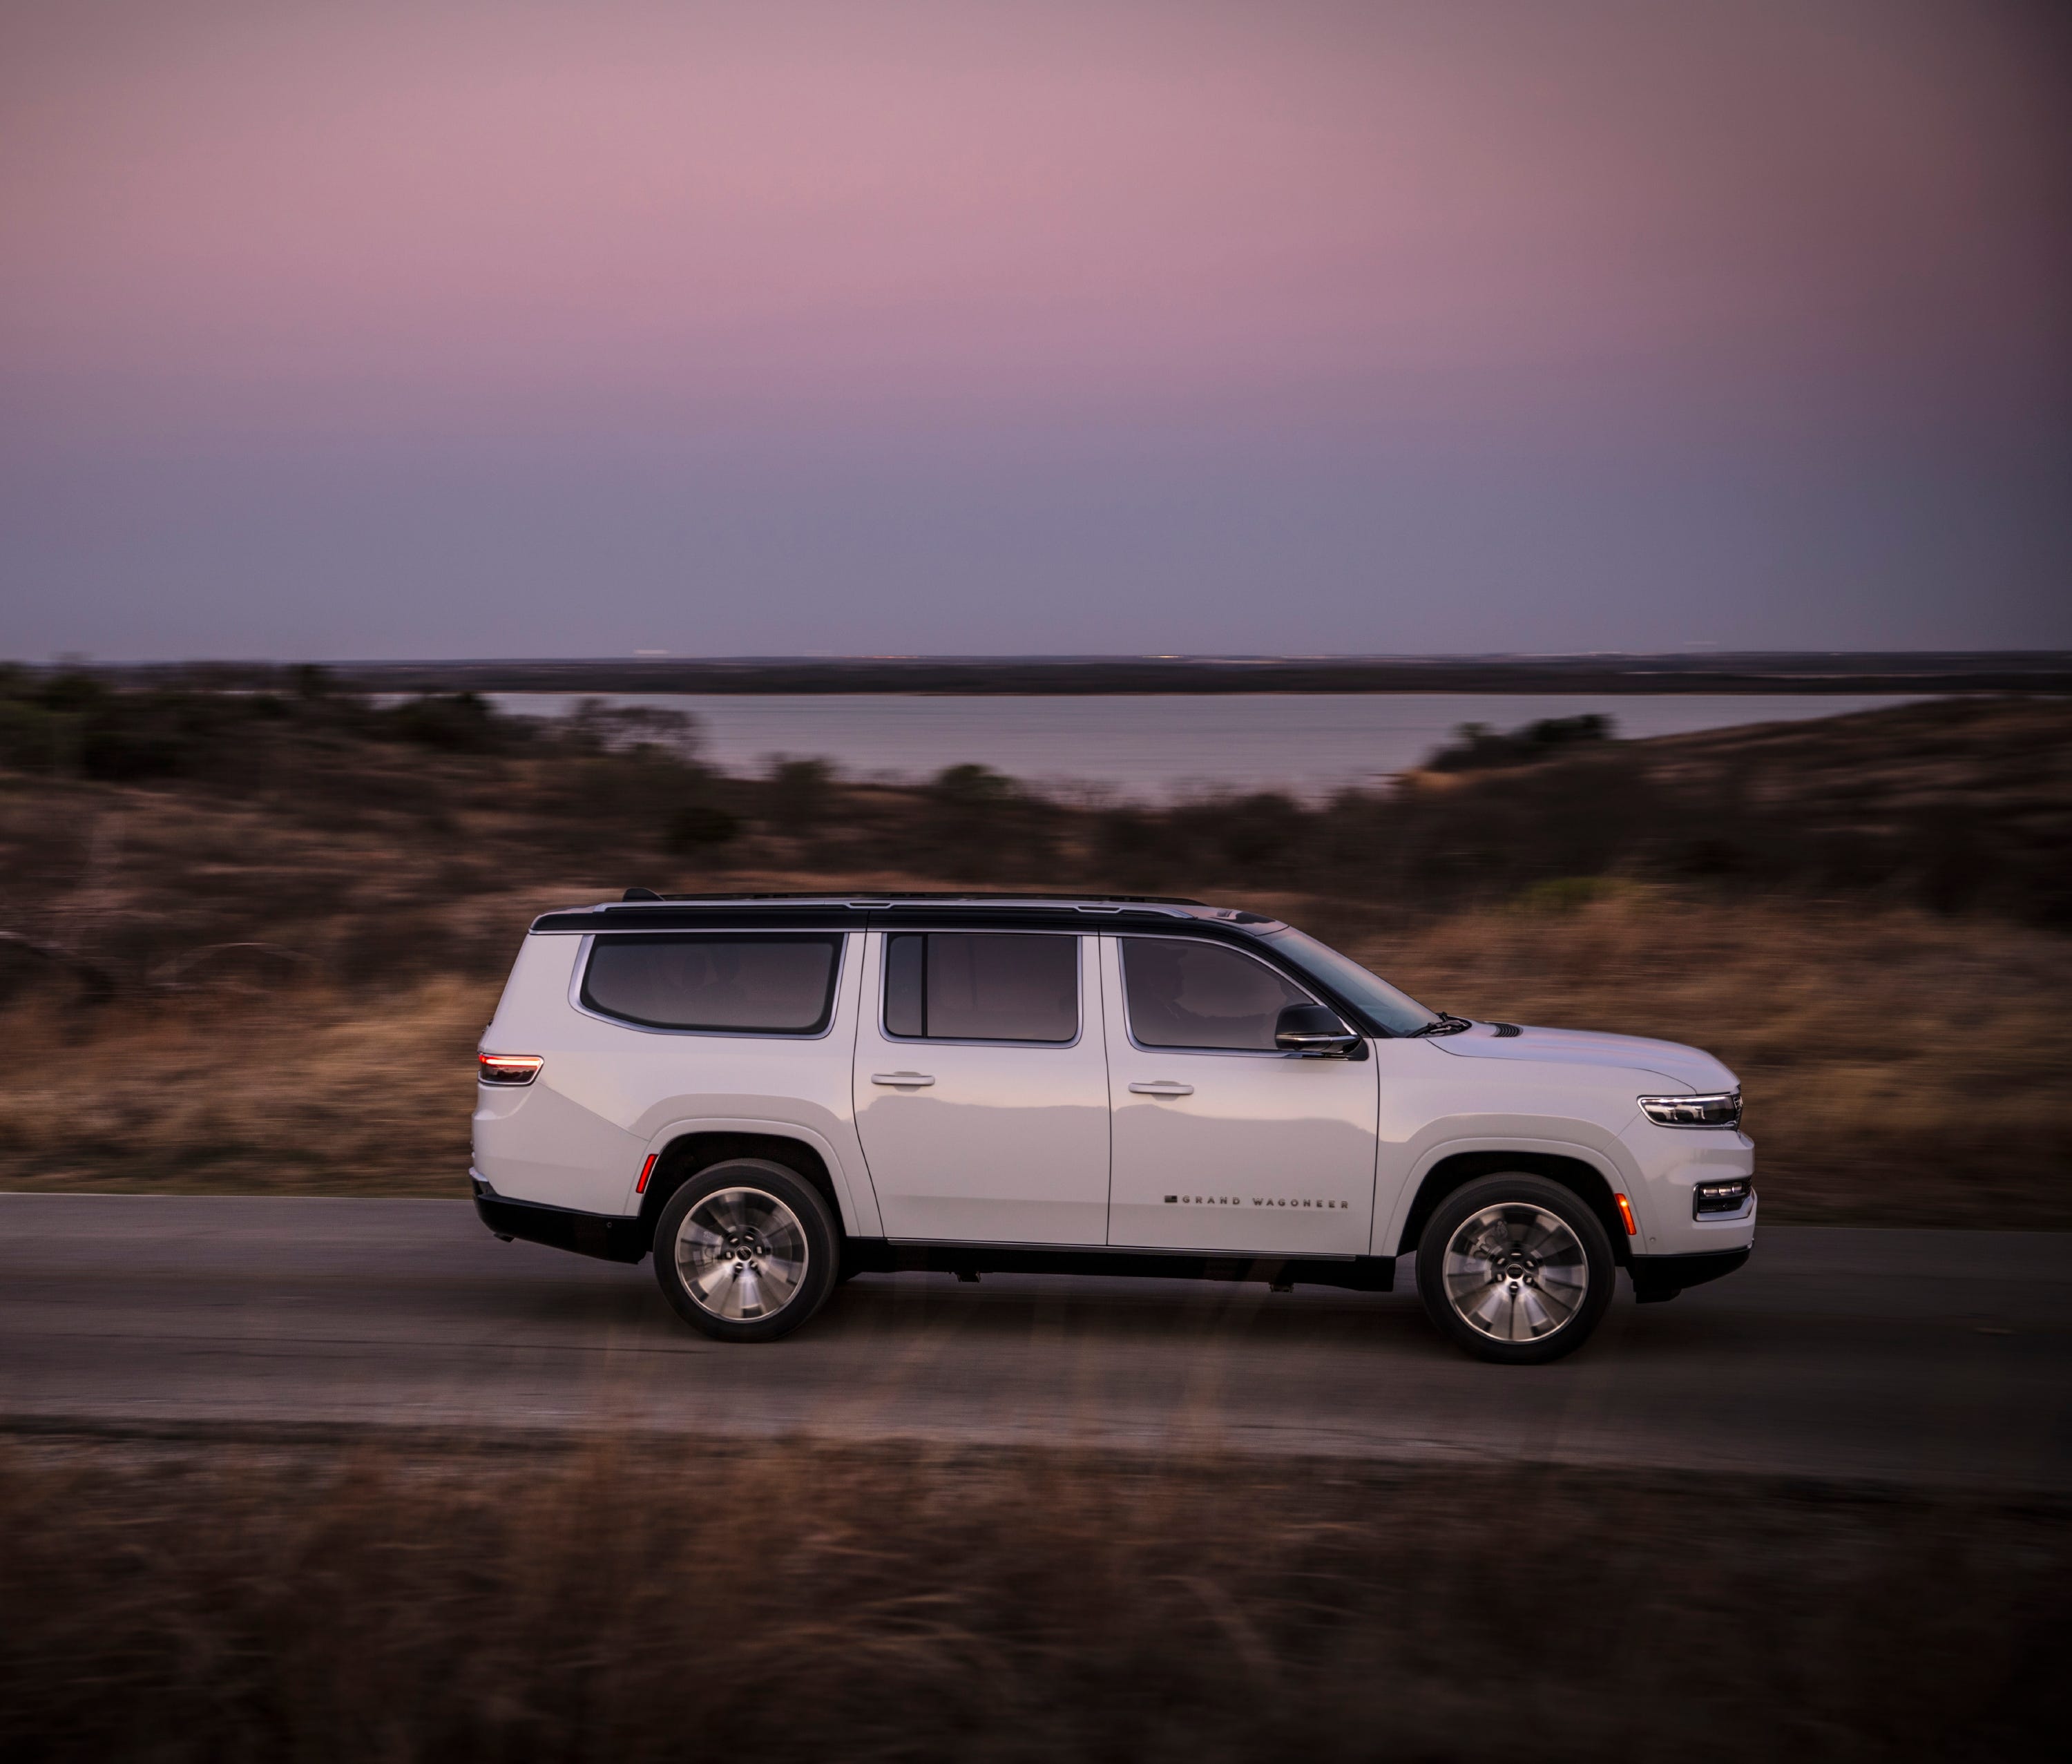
[652,1158,838,1343]
[1414,1173,1615,1364]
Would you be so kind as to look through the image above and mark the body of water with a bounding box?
[486,692,1917,800]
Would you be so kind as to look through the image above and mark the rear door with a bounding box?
[1100,934,1379,1254]
[853,929,1110,1245]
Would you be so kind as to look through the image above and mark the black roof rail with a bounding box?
[615,890,1209,907]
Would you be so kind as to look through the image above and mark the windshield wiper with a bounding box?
[1411,1011,1474,1037]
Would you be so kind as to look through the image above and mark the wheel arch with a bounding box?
[636,1130,847,1254]
[1394,1146,1633,1265]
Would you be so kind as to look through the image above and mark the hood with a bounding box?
[1430,1023,1738,1093]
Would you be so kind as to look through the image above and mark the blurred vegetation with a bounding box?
[2,671,2064,937]
[1424,710,1614,771]
[0,675,2067,1220]
[1,1435,2060,1763]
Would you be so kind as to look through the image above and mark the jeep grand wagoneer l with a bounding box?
[472,893,1754,1363]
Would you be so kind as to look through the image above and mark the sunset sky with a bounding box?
[3,0,2068,658]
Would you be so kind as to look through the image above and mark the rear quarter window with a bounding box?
[579,933,842,1034]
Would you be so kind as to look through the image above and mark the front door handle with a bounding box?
[1128,1081,1195,1097]
[871,1071,936,1088]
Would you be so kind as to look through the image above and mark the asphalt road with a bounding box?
[1,1195,2064,1490]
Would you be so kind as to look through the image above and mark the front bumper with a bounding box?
[472,1171,647,1264]
[1627,1245,1749,1305]
[1618,1122,1757,1256]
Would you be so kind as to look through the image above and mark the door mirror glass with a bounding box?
[1273,1002,1359,1056]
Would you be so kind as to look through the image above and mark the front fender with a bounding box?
[1374,1124,1649,1257]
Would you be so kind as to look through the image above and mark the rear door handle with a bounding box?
[871,1071,936,1088]
[1128,1081,1194,1097]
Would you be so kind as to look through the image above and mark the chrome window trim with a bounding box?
[1114,932,1351,1060]
[566,931,847,1042]
[874,928,1086,1051]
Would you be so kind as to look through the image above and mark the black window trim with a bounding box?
[876,928,1085,1049]
[526,908,1391,1038]
[1113,932,1359,1060]
[570,931,848,1039]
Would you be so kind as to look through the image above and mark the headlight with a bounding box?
[1638,1089,1741,1129]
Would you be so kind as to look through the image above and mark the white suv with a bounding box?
[473,892,1754,1363]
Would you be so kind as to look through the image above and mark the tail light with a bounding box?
[478,1053,544,1086]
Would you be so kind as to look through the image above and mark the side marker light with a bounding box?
[636,1153,658,1194]
[1614,1193,1638,1236]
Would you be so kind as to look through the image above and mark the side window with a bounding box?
[1120,937,1312,1052]
[581,934,841,1033]
[883,933,1077,1043]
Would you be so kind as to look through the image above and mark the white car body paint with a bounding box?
[852,931,1111,1244]
[1099,934,1380,1254]
[473,901,1756,1278]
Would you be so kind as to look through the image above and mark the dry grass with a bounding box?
[0,1432,2061,1763]
[1341,883,2072,1228]
[2,881,2065,1226]
[2,694,2068,1224]
[0,975,488,1193]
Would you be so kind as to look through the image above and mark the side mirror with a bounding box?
[1274,1002,1359,1056]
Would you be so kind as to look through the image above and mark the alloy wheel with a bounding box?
[1441,1202,1589,1343]
[673,1186,809,1321]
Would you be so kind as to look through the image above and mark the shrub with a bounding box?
[666,801,742,852]
[1426,711,1615,772]
[1513,876,1617,914]
[765,757,835,833]
[383,692,506,754]
[1203,792,1310,877]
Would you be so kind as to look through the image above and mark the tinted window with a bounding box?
[582,934,841,1033]
[883,933,1077,1043]
[1121,937,1312,1051]
[1263,926,1437,1036]
[883,931,927,1037]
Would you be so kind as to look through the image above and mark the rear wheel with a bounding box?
[1414,1173,1614,1364]
[652,1159,837,1343]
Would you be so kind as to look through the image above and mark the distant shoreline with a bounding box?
[63,651,2072,696]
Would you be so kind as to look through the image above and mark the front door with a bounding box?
[1101,934,1379,1254]
[854,929,1111,1244]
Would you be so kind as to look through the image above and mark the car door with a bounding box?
[853,928,1111,1244]
[1100,933,1379,1254]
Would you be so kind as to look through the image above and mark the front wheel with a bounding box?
[1414,1173,1615,1364]
[652,1159,838,1343]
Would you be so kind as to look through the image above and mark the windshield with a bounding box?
[1263,928,1440,1037]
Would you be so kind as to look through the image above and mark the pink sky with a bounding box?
[6,0,2064,433]
[1,0,2066,655]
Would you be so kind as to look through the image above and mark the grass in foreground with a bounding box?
[0,1434,2061,1763]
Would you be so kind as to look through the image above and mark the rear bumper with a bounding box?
[472,1171,646,1265]
[1627,1245,1750,1305]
